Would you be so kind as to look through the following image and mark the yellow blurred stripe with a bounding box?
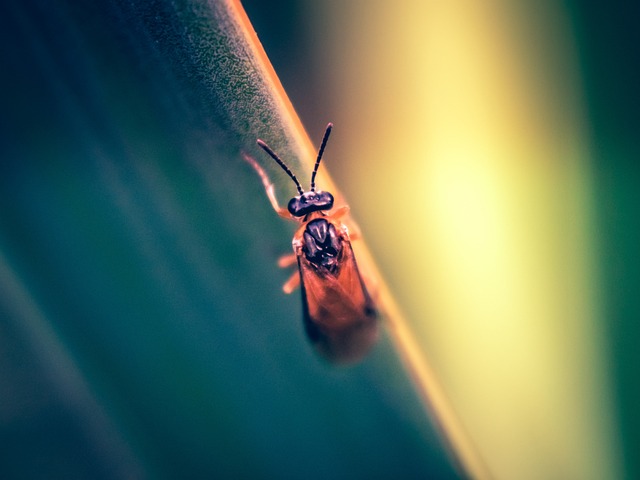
[323,1,622,478]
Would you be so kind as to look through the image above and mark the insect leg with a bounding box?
[329,205,362,241]
[242,152,291,219]
[348,226,361,241]
[278,253,297,268]
[282,271,300,294]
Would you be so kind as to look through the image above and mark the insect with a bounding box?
[246,123,378,364]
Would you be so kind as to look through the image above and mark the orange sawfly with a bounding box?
[245,123,378,364]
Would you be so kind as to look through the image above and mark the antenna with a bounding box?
[257,139,304,195]
[310,123,333,192]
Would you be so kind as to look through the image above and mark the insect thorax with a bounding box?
[302,218,342,272]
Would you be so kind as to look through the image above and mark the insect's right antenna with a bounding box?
[257,139,304,195]
[310,123,333,192]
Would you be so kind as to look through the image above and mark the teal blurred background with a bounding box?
[569,4,640,478]
[0,1,460,478]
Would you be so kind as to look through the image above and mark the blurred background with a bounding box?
[1,0,638,479]
[245,1,639,479]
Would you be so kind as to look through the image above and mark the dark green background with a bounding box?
[568,2,640,478]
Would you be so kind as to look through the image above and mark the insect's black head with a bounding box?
[287,190,334,217]
[257,123,335,217]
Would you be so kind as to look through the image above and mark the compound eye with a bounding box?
[317,191,334,209]
[287,197,303,216]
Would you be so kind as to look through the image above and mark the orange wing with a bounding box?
[297,234,378,364]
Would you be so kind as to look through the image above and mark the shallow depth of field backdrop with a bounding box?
[245,1,639,479]
[1,0,638,479]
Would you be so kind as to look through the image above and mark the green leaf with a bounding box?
[0,1,470,478]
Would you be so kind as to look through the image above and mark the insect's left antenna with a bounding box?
[310,123,333,192]
[257,139,304,195]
